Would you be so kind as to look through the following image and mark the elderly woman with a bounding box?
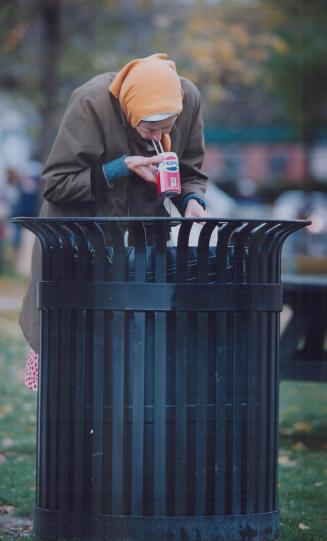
[21,53,208,389]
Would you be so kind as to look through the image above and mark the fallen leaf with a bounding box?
[1,438,14,449]
[281,421,312,436]
[0,403,14,419]
[314,482,324,487]
[287,387,298,397]
[22,403,32,411]
[0,454,7,465]
[278,454,298,467]
[298,523,310,530]
[0,505,15,515]
[293,421,312,433]
[288,404,300,413]
[291,441,308,451]
[15,455,27,463]
[280,428,294,436]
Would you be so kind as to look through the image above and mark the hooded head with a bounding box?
[109,54,183,150]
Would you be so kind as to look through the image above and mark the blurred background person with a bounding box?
[5,162,41,275]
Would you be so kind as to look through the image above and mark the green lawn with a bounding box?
[0,300,326,540]
[278,381,327,540]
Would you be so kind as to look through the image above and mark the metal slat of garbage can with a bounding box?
[273,224,301,506]
[67,221,89,514]
[231,222,253,283]
[244,222,272,515]
[230,222,257,516]
[108,222,126,516]
[174,220,193,516]
[92,221,114,516]
[214,220,240,516]
[45,221,74,512]
[268,222,307,284]
[32,221,68,512]
[244,222,278,514]
[261,224,279,515]
[243,223,270,513]
[62,228,78,512]
[243,222,266,512]
[245,309,258,515]
[260,223,295,513]
[251,223,278,515]
[195,222,217,515]
[87,222,106,515]
[130,221,147,516]
[78,221,98,513]
[257,309,269,515]
[63,222,90,485]
[247,222,274,283]
[252,223,276,515]
[52,222,79,512]
[267,314,277,513]
[153,221,169,516]
[214,312,228,515]
[46,222,69,512]
[216,221,241,281]
[245,222,274,514]
[174,312,188,515]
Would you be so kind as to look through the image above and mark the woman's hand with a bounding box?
[184,199,209,223]
[124,155,164,184]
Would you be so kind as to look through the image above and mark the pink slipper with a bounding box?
[24,350,38,391]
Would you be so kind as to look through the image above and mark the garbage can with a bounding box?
[14,217,308,541]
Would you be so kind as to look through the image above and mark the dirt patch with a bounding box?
[0,507,33,536]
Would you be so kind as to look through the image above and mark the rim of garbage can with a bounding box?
[11,216,312,225]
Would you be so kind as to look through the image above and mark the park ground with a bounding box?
[0,275,326,541]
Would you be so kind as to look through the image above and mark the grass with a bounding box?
[0,306,36,521]
[0,282,326,540]
[278,382,327,540]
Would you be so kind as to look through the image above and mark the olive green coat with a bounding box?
[19,72,208,351]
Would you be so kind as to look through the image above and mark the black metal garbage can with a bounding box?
[14,217,308,541]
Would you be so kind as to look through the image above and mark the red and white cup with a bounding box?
[156,152,181,197]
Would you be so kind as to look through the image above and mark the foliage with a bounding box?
[1,0,327,156]
[260,0,327,137]
[0,0,289,154]
[175,1,287,116]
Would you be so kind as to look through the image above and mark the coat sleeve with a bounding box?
[42,88,107,205]
[174,86,208,209]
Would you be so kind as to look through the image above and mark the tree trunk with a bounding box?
[39,0,62,162]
